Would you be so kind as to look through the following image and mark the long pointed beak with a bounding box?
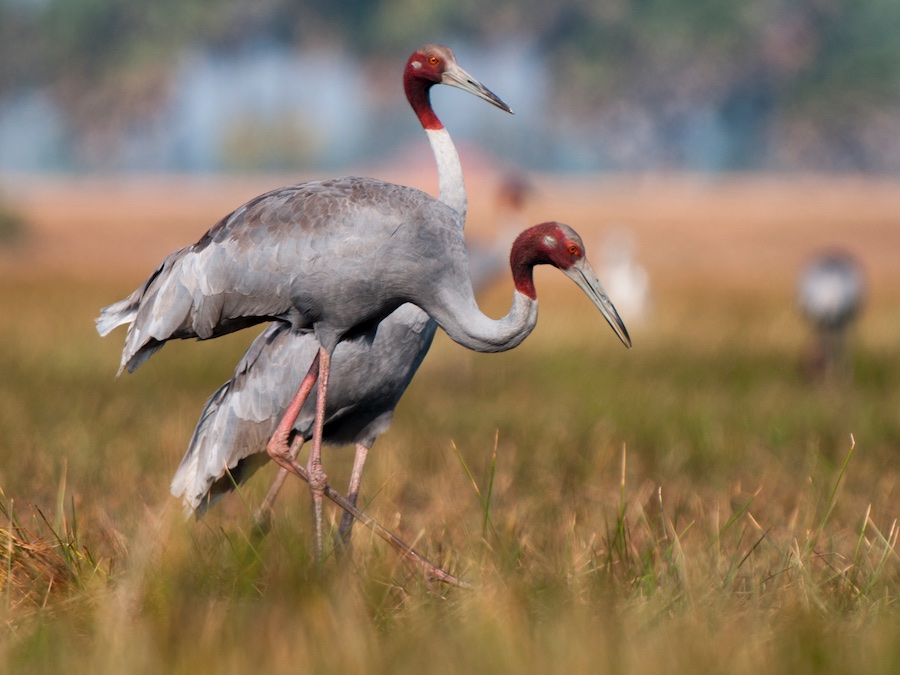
[562,257,632,348]
[442,63,514,114]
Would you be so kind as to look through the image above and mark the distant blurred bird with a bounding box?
[161,45,514,546]
[797,251,865,379]
[599,227,650,324]
[495,171,534,217]
[466,170,536,282]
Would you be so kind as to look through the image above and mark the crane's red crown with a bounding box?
[510,222,585,299]
[404,44,457,130]
[403,43,511,131]
[406,44,456,84]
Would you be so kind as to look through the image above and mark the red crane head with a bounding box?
[404,44,512,130]
[510,222,632,348]
[510,222,587,282]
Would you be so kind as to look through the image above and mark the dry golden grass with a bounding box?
[0,173,898,673]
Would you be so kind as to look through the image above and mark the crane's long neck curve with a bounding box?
[426,289,539,354]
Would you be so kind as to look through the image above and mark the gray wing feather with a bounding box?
[170,322,315,514]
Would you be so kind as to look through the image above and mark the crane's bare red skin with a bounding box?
[511,222,581,300]
[404,45,451,131]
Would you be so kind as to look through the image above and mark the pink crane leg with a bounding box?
[274,456,471,588]
[266,352,319,482]
[256,350,371,550]
[264,348,333,560]
[338,442,370,545]
[253,435,305,533]
[307,348,331,561]
[266,350,471,588]
[263,349,468,586]
[257,438,368,548]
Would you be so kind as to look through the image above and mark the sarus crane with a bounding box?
[797,250,865,379]
[169,46,512,549]
[97,61,631,567]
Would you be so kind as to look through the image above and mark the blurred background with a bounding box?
[1,0,899,174]
[0,6,898,669]
[1,0,898,292]
[0,0,897,516]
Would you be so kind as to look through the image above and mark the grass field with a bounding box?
[0,174,898,673]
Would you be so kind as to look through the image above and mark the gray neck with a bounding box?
[427,291,539,353]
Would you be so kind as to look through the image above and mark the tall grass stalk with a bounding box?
[451,436,498,542]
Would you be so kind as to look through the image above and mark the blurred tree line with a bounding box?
[1,0,898,171]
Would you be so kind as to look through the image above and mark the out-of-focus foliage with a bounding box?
[0,198,26,245]
[1,0,898,171]
[0,268,898,674]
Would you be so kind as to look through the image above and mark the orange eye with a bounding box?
[567,244,581,256]
[429,56,440,65]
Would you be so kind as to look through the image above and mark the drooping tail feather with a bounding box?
[96,255,178,375]
[98,245,289,378]
[119,336,166,376]
[96,290,163,377]
[95,295,140,337]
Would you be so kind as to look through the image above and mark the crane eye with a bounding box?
[428,56,440,66]
[567,243,581,256]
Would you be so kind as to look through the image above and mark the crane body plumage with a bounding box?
[163,44,514,519]
[97,46,632,564]
[98,178,465,364]
[172,304,436,513]
[101,171,574,366]
[98,177,543,372]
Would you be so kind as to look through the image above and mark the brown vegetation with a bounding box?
[0,173,897,673]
